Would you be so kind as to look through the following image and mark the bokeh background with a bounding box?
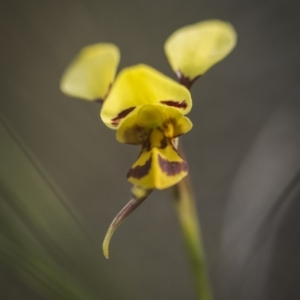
[1,0,300,299]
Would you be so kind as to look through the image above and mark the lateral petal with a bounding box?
[60,43,120,101]
[165,20,237,81]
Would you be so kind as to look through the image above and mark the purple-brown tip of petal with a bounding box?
[160,100,188,110]
[94,98,104,104]
[111,107,136,127]
[93,82,114,105]
[102,188,152,259]
[175,71,201,90]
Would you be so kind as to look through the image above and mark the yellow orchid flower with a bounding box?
[116,104,192,189]
[165,19,237,88]
[61,45,192,189]
[101,64,193,189]
[60,20,237,260]
[61,51,193,257]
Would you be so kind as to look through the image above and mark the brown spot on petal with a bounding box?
[142,130,168,151]
[159,136,168,149]
[127,155,152,179]
[161,100,187,110]
[176,71,201,90]
[94,83,113,103]
[111,107,135,127]
[158,154,188,176]
[123,125,149,145]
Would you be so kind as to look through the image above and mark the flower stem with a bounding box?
[172,151,213,300]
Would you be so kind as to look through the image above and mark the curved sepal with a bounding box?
[102,187,152,258]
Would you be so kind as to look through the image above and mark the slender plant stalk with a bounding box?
[172,147,213,300]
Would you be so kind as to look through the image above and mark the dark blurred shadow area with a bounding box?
[1,0,300,299]
[219,100,300,300]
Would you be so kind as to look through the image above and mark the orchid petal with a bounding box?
[60,43,120,101]
[101,64,192,129]
[127,139,188,190]
[165,20,237,83]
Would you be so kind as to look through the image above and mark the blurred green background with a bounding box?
[1,0,300,299]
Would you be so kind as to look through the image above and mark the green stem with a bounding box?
[172,152,213,300]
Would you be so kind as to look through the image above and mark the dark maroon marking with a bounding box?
[93,83,113,103]
[153,127,168,149]
[123,125,149,145]
[143,140,151,152]
[141,129,168,151]
[141,129,153,151]
[160,100,187,109]
[175,71,201,90]
[160,136,168,149]
[158,154,188,176]
[143,138,168,151]
[94,98,104,104]
[104,82,112,100]
[111,107,136,127]
[127,155,152,179]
